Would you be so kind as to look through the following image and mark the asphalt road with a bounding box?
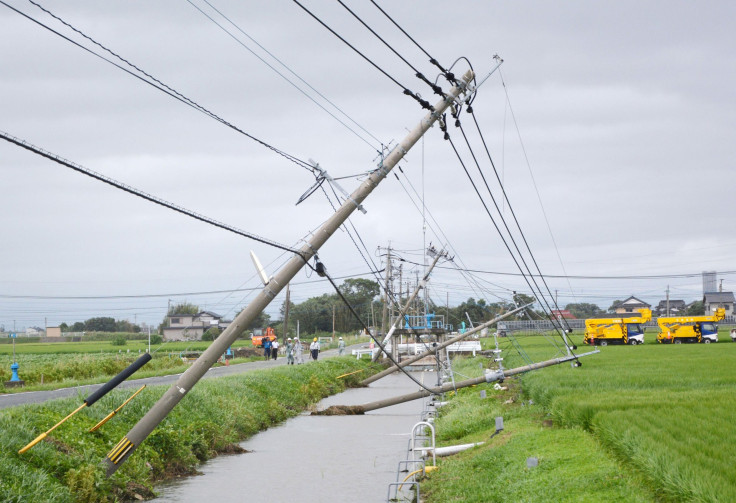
[0,343,367,409]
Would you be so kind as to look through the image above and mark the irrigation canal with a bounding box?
[152,371,432,502]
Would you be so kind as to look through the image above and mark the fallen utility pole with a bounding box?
[320,349,598,415]
[103,70,475,476]
[372,250,444,361]
[361,303,530,386]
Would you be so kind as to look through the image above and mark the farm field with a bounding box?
[0,338,258,392]
[424,334,736,502]
[0,334,370,392]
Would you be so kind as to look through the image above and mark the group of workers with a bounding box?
[262,336,348,363]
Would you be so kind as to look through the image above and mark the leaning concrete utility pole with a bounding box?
[361,303,530,386]
[372,251,444,361]
[103,70,475,476]
[322,349,598,415]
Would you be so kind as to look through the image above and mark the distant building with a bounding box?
[702,271,717,295]
[162,311,231,341]
[550,309,576,320]
[703,292,735,317]
[25,326,44,336]
[614,296,651,314]
[46,327,62,338]
[654,300,687,317]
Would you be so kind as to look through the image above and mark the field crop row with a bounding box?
[514,335,736,501]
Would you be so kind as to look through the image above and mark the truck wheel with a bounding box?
[629,340,638,345]
[600,341,608,346]
[704,339,711,344]
[674,340,682,344]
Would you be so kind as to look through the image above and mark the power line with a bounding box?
[187,0,384,153]
[291,0,433,111]
[497,68,578,303]
[368,0,457,85]
[335,0,444,97]
[0,131,303,257]
[9,0,315,173]
[453,116,572,332]
[395,257,736,280]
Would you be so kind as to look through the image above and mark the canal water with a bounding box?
[152,371,433,502]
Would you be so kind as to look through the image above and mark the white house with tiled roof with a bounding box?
[703,291,735,316]
[614,296,651,314]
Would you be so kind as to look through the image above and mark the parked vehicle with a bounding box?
[251,327,277,347]
[583,309,651,346]
[657,308,725,344]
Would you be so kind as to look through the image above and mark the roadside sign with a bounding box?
[9,332,17,338]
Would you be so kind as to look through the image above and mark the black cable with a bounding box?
[189,0,384,154]
[0,271,383,301]
[291,0,433,111]
[13,0,314,173]
[440,127,578,361]
[335,0,444,97]
[319,182,440,361]
[466,110,573,325]
[0,131,304,258]
[382,257,736,281]
[368,0,457,85]
[455,119,573,334]
[308,260,435,393]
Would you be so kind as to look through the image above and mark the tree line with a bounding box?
[59,317,141,333]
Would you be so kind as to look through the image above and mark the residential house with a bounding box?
[614,296,651,314]
[46,327,62,338]
[162,311,232,341]
[654,300,687,317]
[703,292,735,317]
[550,309,576,320]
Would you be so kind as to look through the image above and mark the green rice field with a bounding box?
[425,334,736,502]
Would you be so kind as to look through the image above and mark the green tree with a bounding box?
[168,302,199,316]
[72,321,85,332]
[84,317,116,332]
[687,301,705,316]
[59,322,69,332]
[111,335,127,346]
[115,320,141,333]
[202,327,220,341]
[565,303,604,319]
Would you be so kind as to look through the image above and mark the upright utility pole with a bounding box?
[381,246,391,335]
[283,284,291,341]
[372,250,444,361]
[666,285,670,317]
[104,70,475,475]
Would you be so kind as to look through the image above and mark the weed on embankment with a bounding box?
[0,357,376,502]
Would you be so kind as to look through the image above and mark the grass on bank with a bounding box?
[423,334,736,502]
[0,357,378,503]
[422,356,656,503]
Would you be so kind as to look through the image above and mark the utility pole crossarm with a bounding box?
[103,70,475,476]
[371,250,444,361]
[361,303,532,386]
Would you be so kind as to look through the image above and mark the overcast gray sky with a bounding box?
[1,0,735,330]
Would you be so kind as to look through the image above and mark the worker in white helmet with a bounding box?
[286,337,295,365]
[338,336,346,356]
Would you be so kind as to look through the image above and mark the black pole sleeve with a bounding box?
[84,353,152,406]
